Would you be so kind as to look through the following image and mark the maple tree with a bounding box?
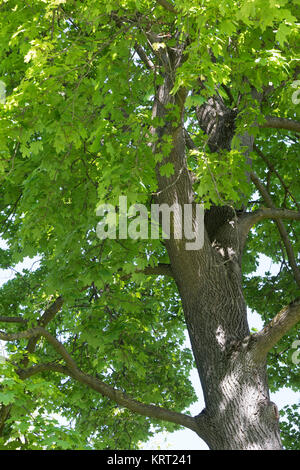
[0,0,299,450]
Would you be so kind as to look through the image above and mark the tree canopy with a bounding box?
[0,0,299,450]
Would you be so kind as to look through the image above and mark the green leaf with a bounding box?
[0,390,16,405]
[276,23,291,47]
[159,162,174,177]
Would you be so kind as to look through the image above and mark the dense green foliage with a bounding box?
[0,0,299,449]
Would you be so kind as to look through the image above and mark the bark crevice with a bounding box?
[151,74,283,448]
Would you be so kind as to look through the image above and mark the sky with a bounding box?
[0,241,299,450]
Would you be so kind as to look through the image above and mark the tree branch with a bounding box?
[250,171,300,289]
[0,326,77,370]
[0,297,64,361]
[0,296,63,436]
[184,129,197,150]
[260,116,300,133]
[253,144,300,210]
[38,296,64,328]
[239,207,300,238]
[156,0,177,14]
[0,403,11,436]
[2,327,202,436]
[25,296,63,355]
[141,263,173,277]
[252,298,300,362]
[18,362,70,379]
[0,297,64,333]
[0,316,28,324]
[134,43,155,71]
[21,362,200,433]
[120,263,174,280]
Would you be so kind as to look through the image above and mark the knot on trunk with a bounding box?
[196,96,237,152]
[258,399,280,423]
[204,205,236,242]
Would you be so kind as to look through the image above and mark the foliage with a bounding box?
[0,0,299,449]
[280,404,300,450]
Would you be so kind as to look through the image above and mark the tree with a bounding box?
[0,0,299,450]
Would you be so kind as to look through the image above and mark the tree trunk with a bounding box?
[152,65,283,449]
[164,214,282,449]
[179,266,282,450]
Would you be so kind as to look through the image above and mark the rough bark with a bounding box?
[195,95,237,152]
[151,66,283,449]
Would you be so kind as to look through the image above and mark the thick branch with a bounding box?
[239,208,300,239]
[0,404,11,436]
[260,116,300,133]
[0,297,62,436]
[252,298,300,362]
[18,362,70,379]
[3,327,202,436]
[22,362,200,433]
[141,263,173,277]
[0,316,28,324]
[38,296,64,328]
[250,171,300,288]
[0,297,62,327]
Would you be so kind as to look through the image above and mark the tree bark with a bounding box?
[182,276,282,450]
[152,69,283,449]
[168,220,282,449]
